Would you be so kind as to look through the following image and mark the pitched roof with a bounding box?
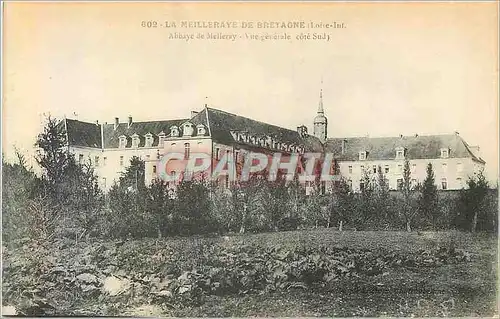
[324,134,485,163]
[102,118,188,148]
[205,107,323,152]
[65,119,102,148]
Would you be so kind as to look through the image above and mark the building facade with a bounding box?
[62,97,485,192]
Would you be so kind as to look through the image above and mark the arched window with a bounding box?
[183,122,194,136]
[158,131,166,147]
[170,126,179,137]
[197,124,206,136]
[145,133,153,147]
[131,134,140,148]
[119,135,127,148]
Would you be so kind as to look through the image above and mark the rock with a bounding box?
[103,276,131,296]
[178,285,191,294]
[81,284,98,292]
[125,304,164,317]
[76,273,98,284]
[2,305,17,316]
[155,290,172,297]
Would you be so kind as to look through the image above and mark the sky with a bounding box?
[3,2,498,182]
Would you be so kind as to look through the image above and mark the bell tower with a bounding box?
[313,85,328,143]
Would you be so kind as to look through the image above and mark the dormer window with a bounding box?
[196,124,206,136]
[131,133,140,148]
[145,133,153,147]
[119,135,127,149]
[170,126,179,137]
[158,131,166,147]
[395,147,405,159]
[440,148,449,158]
[359,151,367,161]
[183,122,194,136]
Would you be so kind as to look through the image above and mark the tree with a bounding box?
[175,180,213,235]
[400,159,418,231]
[146,178,174,238]
[261,173,290,231]
[419,163,439,228]
[33,116,104,240]
[2,150,44,242]
[456,170,490,232]
[119,156,146,192]
[357,168,376,229]
[373,165,392,228]
[34,117,71,197]
[328,177,354,231]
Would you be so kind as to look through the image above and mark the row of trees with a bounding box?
[2,117,497,243]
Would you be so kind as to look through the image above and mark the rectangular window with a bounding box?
[95,156,99,167]
[398,164,403,173]
[397,178,403,190]
[456,177,462,187]
[359,180,365,191]
[215,147,220,160]
[412,163,416,173]
[145,135,153,147]
[235,150,240,162]
[359,152,366,161]
[146,155,150,161]
[360,165,365,173]
[441,149,449,158]
[79,154,84,163]
[132,136,140,148]
[348,180,353,190]
[158,135,165,148]
[396,150,404,159]
[411,178,417,186]
[120,156,124,166]
[373,165,377,174]
[457,162,463,173]
[442,163,447,173]
[103,157,107,166]
[102,177,107,189]
[441,178,448,190]
[184,143,190,160]
[153,165,157,174]
[348,165,353,174]
[384,165,390,173]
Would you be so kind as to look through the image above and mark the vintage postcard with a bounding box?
[2,1,498,317]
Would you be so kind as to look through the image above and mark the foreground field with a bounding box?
[2,229,497,317]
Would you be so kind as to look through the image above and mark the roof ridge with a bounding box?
[102,118,188,126]
[326,133,459,141]
[207,107,299,134]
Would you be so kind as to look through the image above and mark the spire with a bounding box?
[317,78,324,114]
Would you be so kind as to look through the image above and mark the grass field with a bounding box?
[3,229,498,317]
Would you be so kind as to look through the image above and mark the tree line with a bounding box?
[2,117,497,243]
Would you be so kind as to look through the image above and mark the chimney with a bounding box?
[191,111,199,118]
[114,117,119,130]
[455,131,460,136]
[400,134,403,138]
[128,116,132,128]
[415,133,418,137]
[341,139,347,155]
[95,120,99,125]
[297,125,308,137]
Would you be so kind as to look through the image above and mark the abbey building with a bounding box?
[61,92,485,192]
